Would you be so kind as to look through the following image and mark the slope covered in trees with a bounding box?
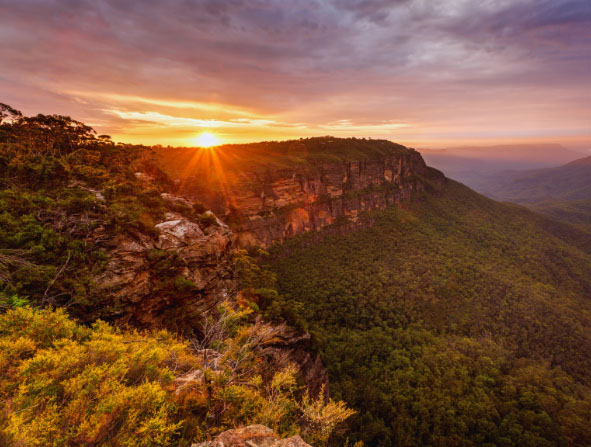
[474,155,591,231]
[532,199,591,232]
[269,180,591,446]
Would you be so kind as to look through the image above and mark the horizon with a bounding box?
[1,0,590,150]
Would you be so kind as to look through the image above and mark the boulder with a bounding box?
[155,217,204,250]
[193,425,311,447]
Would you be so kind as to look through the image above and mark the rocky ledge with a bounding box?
[193,425,311,447]
[90,190,328,392]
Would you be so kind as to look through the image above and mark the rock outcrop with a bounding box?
[193,425,311,447]
[94,194,236,329]
[265,327,328,396]
[92,191,328,393]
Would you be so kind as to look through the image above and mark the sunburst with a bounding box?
[193,132,220,148]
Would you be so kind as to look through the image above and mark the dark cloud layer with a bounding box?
[0,0,589,145]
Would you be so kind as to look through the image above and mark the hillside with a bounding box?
[0,106,352,446]
[422,147,591,230]
[480,155,591,204]
[474,155,591,231]
[532,199,591,231]
[269,180,591,446]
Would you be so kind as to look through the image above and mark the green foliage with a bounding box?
[533,199,591,232]
[270,181,591,446]
[198,212,217,226]
[234,250,307,332]
[174,276,198,292]
[0,105,175,316]
[0,284,29,310]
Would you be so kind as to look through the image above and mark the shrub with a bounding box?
[198,212,217,226]
[0,306,354,446]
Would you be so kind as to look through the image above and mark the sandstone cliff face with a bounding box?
[95,194,236,329]
[91,190,328,392]
[179,150,445,247]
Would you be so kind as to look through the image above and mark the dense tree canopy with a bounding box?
[270,181,591,446]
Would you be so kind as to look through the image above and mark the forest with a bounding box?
[2,102,591,446]
[269,180,591,446]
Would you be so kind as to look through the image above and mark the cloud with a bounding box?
[107,109,281,128]
[0,0,588,146]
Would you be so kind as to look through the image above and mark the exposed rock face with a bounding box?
[266,327,329,396]
[90,189,329,392]
[179,150,445,247]
[94,194,236,329]
[193,425,311,447]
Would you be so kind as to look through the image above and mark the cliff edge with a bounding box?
[157,137,445,246]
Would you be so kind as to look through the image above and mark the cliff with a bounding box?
[88,183,329,392]
[94,192,237,329]
[160,138,445,247]
[0,111,358,446]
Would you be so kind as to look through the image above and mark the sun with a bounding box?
[193,132,220,148]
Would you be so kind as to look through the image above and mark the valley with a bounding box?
[156,138,591,446]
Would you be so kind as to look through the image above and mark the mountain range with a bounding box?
[420,144,586,193]
[422,145,591,231]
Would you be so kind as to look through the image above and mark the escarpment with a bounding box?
[160,137,445,246]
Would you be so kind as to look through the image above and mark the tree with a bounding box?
[0,103,22,124]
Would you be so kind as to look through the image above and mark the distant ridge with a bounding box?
[482,155,591,204]
[420,143,582,167]
[419,143,587,198]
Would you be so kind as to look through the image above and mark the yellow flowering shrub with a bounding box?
[0,306,354,446]
[0,307,190,447]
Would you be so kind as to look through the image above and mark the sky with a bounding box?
[0,0,589,148]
